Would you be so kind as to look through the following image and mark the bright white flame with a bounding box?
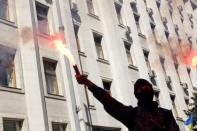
[54,40,76,65]
[192,56,197,67]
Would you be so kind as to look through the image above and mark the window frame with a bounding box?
[115,3,123,25]
[0,45,17,88]
[124,41,133,66]
[43,58,59,96]
[52,122,67,131]
[3,118,23,131]
[86,0,95,15]
[35,1,53,35]
[102,79,112,95]
[0,0,16,24]
[92,31,105,60]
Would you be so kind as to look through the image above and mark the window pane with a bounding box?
[87,0,95,14]
[43,59,59,95]
[124,43,133,65]
[52,123,66,131]
[0,45,16,87]
[3,120,17,131]
[126,52,133,65]
[131,3,138,13]
[52,124,60,131]
[102,81,111,91]
[36,2,50,34]
[46,74,58,94]
[96,45,104,59]
[74,25,81,51]
[115,4,123,24]
[93,33,104,59]
[0,0,9,20]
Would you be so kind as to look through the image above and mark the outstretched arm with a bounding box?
[164,110,180,131]
[168,111,180,131]
[76,74,132,126]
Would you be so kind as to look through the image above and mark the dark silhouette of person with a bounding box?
[76,74,180,131]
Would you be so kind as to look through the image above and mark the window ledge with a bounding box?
[169,90,176,96]
[45,94,66,101]
[184,95,189,100]
[176,117,183,121]
[153,86,160,92]
[118,24,126,28]
[193,87,197,90]
[97,58,110,65]
[78,51,87,57]
[0,86,24,94]
[88,105,96,110]
[138,33,146,38]
[38,33,51,39]
[0,19,17,28]
[133,12,140,17]
[128,65,138,71]
[88,13,100,20]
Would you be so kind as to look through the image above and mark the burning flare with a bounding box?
[183,50,197,68]
[53,39,76,65]
[53,38,81,75]
[191,56,197,67]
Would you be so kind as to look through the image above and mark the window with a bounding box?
[189,17,193,28]
[152,29,158,43]
[156,0,161,9]
[144,51,151,73]
[162,18,168,32]
[174,63,181,82]
[134,15,141,34]
[36,2,50,34]
[130,2,138,14]
[124,41,133,65]
[43,59,59,95]
[0,45,16,88]
[87,0,95,15]
[183,87,189,96]
[144,50,157,86]
[74,24,81,51]
[160,57,166,74]
[52,123,66,131]
[147,8,155,27]
[102,80,112,95]
[190,0,197,10]
[162,18,169,38]
[188,36,192,45]
[0,0,9,20]
[168,1,173,17]
[174,25,180,39]
[93,32,104,59]
[170,96,178,117]
[166,78,173,91]
[187,68,194,88]
[185,99,189,108]
[115,4,123,25]
[3,119,23,131]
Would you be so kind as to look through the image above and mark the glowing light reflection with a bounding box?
[53,39,76,65]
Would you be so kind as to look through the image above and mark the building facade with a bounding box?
[0,0,196,131]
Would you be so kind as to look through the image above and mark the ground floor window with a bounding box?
[52,122,67,131]
[3,119,23,131]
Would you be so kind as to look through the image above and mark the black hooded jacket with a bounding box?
[88,84,180,131]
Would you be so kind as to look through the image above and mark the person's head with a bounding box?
[134,79,154,103]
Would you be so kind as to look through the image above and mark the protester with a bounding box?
[76,74,180,131]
